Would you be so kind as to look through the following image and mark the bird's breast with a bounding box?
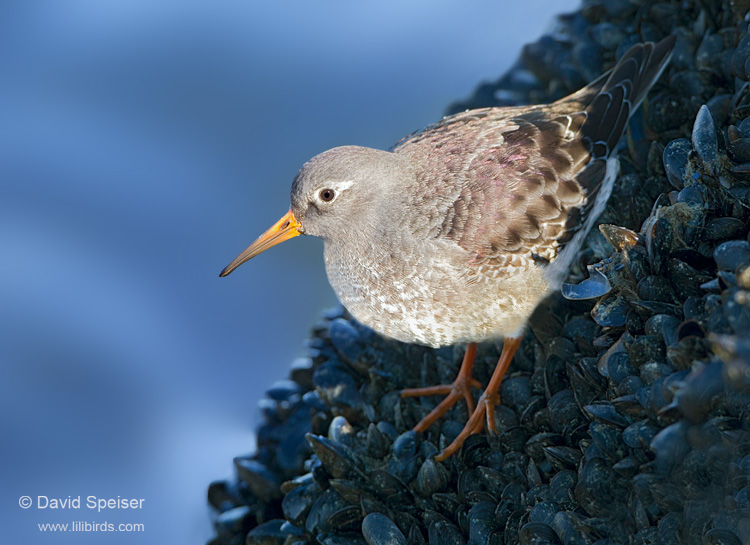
[322,238,551,347]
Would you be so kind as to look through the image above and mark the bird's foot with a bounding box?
[400,343,480,433]
[435,389,499,461]
[434,336,522,461]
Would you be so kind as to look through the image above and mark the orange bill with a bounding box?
[220,209,302,277]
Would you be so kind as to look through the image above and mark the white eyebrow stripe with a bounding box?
[334,180,355,191]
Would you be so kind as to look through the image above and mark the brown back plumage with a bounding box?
[392,36,675,277]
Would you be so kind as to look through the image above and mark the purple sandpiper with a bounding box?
[221,36,675,460]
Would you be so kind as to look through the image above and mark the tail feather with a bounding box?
[545,36,675,286]
[582,35,676,159]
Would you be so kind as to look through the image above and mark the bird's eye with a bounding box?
[318,188,335,202]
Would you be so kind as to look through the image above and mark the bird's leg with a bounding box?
[401,343,481,432]
[435,336,522,461]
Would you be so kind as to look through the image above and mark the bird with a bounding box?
[220,36,675,461]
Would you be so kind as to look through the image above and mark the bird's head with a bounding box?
[220,145,408,277]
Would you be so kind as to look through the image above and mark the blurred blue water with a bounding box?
[0,0,578,543]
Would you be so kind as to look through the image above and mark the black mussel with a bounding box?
[366,423,389,459]
[214,505,252,537]
[676,185,704,208]
[703,528,743,545]
[692,104,720,169]
[562,265,612,300]
[583,403,629,428]
[649,421,689,472]
[501,375,533,413]
[359,492,390,519]
[208,480,239,513]
[560,318,598,355]
[707,93,733,130]
[313,361,362,410]
[662,138,692,190]
[731,32,750,80]
[728,136,750,163]
[666,259,711,297]
[551,510,591,545]
[500,451,529,484]
[431,493,462,520]
[290,357,315,390]
[714,240,750,272]
[528,500,561,526]
[317,534,367,545]
[329,415,356,447]
[245,519,286,545]
[597,336,627,378]
[544,446,582,471]
[328,479,363,506]
[612,455,641,478]
[467,501,498,545]
[527,458,543,490]
[460,467,495,504]
[416,456,449,497]
[730,162,750,180]
[696,31,724,72]
[329,318,366,366]
[475,466,507,495]
[626,309,645,336]
[307,434,363,480]
[547,390,584,435]
[624,246,651,282]
[392,431,419,460]
[361,512,408,545]
[645,217,673,275]
[568,357,606,405]
[639,362,674,385]
[588,422,625,461]
[599,224,640,251]
[370,469,413,507]
[549,471,577,509]
[637,275,678,304]
[427,519,466,545]
[622,420,660,449]
[616,375,645,396]
[673,360,725,422]
[409,524,427,545]
[591,293,630,327]
[525,432,563,461]
[282,481,321,527]
[705,217,746,242]
[326,505,364,533]
[305,488,350,535]
[606,352,636,383]
[628,335,666,368]
[644,314,680,347]
[575,457,626,518]
[519,521,562,545]
[666,334,711,370]
[266,379,302,402]
[233,458,281,501]
[591,22,623,49]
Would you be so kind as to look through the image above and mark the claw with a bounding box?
[401,343,479,432]
[434,337,522,461]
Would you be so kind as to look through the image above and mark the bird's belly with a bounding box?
[325,254,551,348]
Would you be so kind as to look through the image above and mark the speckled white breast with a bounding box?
[323,238,552,348]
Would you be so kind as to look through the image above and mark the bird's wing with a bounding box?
[393,37,675,278]
[394,107,591,276]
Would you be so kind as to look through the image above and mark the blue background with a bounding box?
[0,1,577,543]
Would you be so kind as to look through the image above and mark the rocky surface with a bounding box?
[208,1,750,544]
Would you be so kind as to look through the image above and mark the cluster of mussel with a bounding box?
[209,2,750,544]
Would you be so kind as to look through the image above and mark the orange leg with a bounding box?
[435,336,522,461]
[401,343,481,432]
